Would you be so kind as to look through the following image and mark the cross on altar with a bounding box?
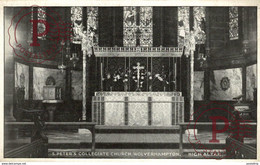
[133,62,144,91]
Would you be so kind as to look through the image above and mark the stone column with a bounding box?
[190,51,194,121]
[82,51,87,121]
[5,8,15,121]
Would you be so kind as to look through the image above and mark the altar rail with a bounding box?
[5,121,97,158]
[5,121,48,158]
[179,122,257,158]
[226,137,256,159]
[5,139,48,158]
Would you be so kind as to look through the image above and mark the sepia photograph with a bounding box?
[2,3,258,161]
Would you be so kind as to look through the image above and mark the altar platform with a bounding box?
[92,92,184,126]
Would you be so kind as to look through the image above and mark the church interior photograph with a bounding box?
[4,6,257,159]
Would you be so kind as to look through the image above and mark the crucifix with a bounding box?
[133,62,144,91]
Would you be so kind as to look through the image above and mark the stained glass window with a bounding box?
[28,7,34,45]
[123,7,137,47]
[37,7,47,40]
[87,7,98,46]
[139,7,153,47]
[193,7,206,44]
[123,7,153,47]
[71,7,84,44]
[229,7,239,40]
[178,7,190,47]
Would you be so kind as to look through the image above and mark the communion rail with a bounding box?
[4,121,48,158]
[5,138,48,158]
[5,121,96,158]
[226,137,257,159]
[179,122,256,159]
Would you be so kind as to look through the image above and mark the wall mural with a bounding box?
[71,70,83,100]
[210,68,242,100]
[15,62,29,100]
[246,64,257,101]
[194,71,204,100]
[33,67,65,100]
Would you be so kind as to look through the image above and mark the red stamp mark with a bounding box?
[187,101,253,159]
[8,6,72,63]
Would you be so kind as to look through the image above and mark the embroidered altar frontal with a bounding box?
[92,92,184,126]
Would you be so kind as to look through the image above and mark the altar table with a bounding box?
[92,92,184,126]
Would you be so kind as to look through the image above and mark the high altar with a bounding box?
[92,92,184,126]
[78,7,198,123]
[89,46,187,126]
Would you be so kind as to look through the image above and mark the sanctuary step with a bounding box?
[95,125,180,133]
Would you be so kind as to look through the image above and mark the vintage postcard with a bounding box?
[1,0,259,163]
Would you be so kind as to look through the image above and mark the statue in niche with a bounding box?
[45,76,56,86]
[19,73,25,88]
